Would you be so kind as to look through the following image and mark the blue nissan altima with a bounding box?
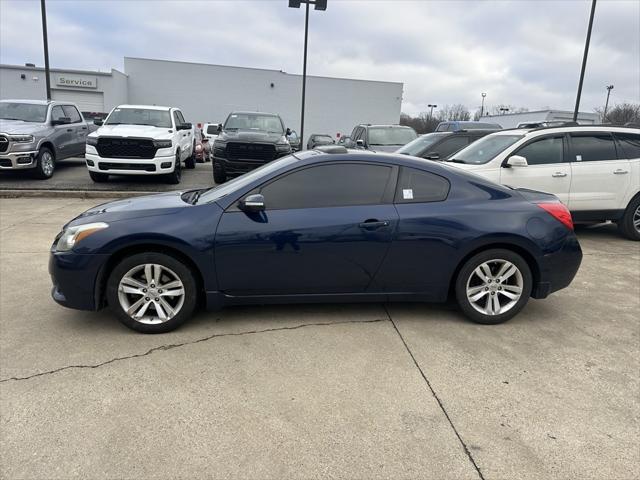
[50,151,582,333]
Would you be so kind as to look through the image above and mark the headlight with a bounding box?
[9,134,34,143]
[154,139,172,149]
[86,137,98,146]
[55,222,109,252]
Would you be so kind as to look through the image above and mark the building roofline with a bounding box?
[124,56,403,86]
[0,63,127,77]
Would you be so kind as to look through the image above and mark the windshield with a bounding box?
[0,102,48,122]
[450,134,523,164]
[198,154,300,203]
[368,127,417,146]
[224,113,283,133]
[396,133,443,156]
[104,108,172,128]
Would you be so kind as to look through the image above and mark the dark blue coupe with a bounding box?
[50,151,582,333]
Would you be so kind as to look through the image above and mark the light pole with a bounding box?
[603,84,614,121]
[480,93,486,118]
[428,104,437,118]
[40,0,51,100]
[288,0,327,146]
[573,0,597,122]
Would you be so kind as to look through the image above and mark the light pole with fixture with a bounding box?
[573,0,597,122]
[480,93,486,118]
[428,104,437,118]
[603,84,614,121]
[288,0,327,145]
[40,0,51,100]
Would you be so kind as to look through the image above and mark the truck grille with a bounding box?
[226,142,276,162]
[0,135,9,153]
[96,137,157,159]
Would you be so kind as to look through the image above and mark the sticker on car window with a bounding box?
[403,189,414,200]
[576,154,582,161]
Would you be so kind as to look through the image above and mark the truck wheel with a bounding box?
[213,162,227,184]
[89,171,109,182]
[166,151,182,184]
[32,147,55,179]
[185,147,196,170]
[617,195,640,241]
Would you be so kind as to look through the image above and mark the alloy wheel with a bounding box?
[41,151,54,176]
[466,259,523,316]
[634,204,640,234]
[117,263,185,324]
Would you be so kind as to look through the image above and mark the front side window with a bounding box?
[105,108,172,128]
[175,110,186,125]
[450,134,524,165]
[396,133,443,156]
[0,102,48,123]
[394,167,450,203]
[51,106,66,122]
[224,113,283,133]
[260,163,392,210]
[207,125,218,134]
[368,127,417,146]
[514,136,564,165]
[62,105,81,123]
[613,133,640,159]
[570,133,617,161]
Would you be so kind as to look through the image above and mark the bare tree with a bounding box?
[594,103,640,125]
[436,104,471,121]
[400,112,440,134]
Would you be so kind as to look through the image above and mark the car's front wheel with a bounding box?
[618,195,640,241]
[32,146,55,179]
[213,161,227,184]
[106,252,198,333]
[455,249,532,325]
[166,151,182,184]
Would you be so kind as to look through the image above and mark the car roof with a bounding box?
[115,104,172,111]
[229,111,280,116]
[1,99,53,105]
[358,124,413,129]
[488,125,640,137]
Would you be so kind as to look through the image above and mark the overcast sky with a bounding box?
[1,0,638,116]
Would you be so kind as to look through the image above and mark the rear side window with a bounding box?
[394,167,450,203]
[613,133,640,159]
[62,105,81,123]
[570,133,617,161]
[261,163,392,210]
[515,136,564,165]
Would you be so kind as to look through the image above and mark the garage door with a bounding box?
[52,89,105,113]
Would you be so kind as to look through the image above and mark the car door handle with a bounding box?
[613,169,628,175]
[81,126,87,130]
[358,220,389,230]
[66,128,73,132]
[551,172,567,178]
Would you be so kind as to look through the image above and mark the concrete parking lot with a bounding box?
[0,157,215,193]
[1,197,639,480]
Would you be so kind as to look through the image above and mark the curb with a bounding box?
[0,189,155,199]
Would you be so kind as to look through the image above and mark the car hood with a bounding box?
[68,191,191,226]
[218,130,285,144]
[95,124,173,139]
[0,120,46,134]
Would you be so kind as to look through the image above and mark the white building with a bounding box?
[0,57,404,143]
[480,110,601,128]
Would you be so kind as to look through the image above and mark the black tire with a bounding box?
[185,144,196,169]
[455,249,532,325]
[617,195,640,241]
[89,171,109,182]
[31,146,55,179]
[106,252,198,334]
[166,151,182,184]
[213,162,227,184]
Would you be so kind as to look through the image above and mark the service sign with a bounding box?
[55,74,97,89]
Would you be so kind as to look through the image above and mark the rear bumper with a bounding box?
[532,234,583,299]
[49,250,110,311]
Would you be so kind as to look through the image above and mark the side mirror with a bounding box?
[93,119,103,126]
[177,122,192,130]
[286,128,292,136]
[52,117,71,126]
[217,124,223,132]
[424,152,440,160]
[356,139,365,148]
[505,155,528,167]
[239,193,265,212]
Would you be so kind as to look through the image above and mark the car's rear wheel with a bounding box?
[185,142,196,169]
[166,151,182,184]
[106,252,198,333]
[32,146,55,179]
[455,249,532,325]
[617,195,640,241]
[89,171,109,182]
[213,162,227,183]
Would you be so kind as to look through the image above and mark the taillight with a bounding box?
[536,202,573,230]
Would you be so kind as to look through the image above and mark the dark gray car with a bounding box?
[307,134,335,150]
[346,124,417,152]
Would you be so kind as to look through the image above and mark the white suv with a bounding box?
[86,105,195,184]
[445,125,640,240]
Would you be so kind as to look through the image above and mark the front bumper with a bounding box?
[0,150,39,170]
[86,152,175,176]
[531,234,583,299]
[214,151,290,176]
[49,250,110,311]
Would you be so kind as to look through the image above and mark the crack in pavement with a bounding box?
[0,318,385,383]
[383,304,485,480]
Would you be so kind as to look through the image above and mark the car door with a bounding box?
[49,105,74,159]
[499,134,571,204]
[176,110,192,157]
[62,105,87,156]
[172,110,188,159]
[567,132,631,212]
[214,162,399,295]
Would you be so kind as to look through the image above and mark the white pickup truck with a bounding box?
[85,104,195,184]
